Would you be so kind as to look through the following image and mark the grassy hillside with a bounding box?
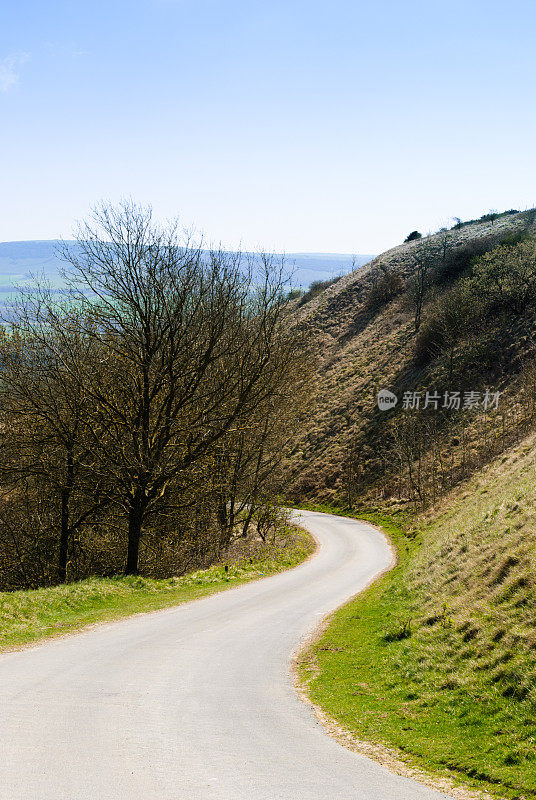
[298,433,536,797]
[288,208,536,507]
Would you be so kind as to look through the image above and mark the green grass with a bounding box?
[0,526,314,653]
[296,500,536,799]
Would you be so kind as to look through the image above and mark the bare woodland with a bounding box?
[0,202,312,589]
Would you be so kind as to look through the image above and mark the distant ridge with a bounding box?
[0,240,374,290]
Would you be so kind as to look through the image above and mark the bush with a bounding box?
[285,288,303,302]
[414,286,470,365]
[450,208,521,231]
[415,239,536,365]
[405,231,422,242]
[298,275,342,306]
[500,230,530,248]
[521,208,536,228]
[435,234,502,283]
[365,266,405,311]
[468,237,536,314]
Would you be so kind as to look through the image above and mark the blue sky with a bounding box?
[1,0,535,253]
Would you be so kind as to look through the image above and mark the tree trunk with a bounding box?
[241,505,255,539]
[58,488,70,583]
[58,446,74,583]
[125,500,144,575]
[217,499,231,554]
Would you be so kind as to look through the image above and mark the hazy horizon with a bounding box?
[0,239,375,290]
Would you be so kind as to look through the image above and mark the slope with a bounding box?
[289,209,536,505]
[299,429,536,797]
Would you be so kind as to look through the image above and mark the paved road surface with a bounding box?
[0,510,452,799]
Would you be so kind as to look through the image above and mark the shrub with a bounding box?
[298,275,342,306]
[435,234,502,284]
[499,230,530,248]
[365,266,405,311]
[285,288,304,302]
[468,237,536,315]
[405,231,422,242]
[414,285,472,366]
[521,208,536,228]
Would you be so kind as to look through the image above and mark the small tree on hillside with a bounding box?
[414,284,472,379]
[408,239,438,332]
[365,264,405,311]
[468,238,536,314]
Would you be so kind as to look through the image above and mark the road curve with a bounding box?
[0,510,452,800]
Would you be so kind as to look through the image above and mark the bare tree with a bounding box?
[390,412,427,507]
[55,201,310,574]
[0,304,104,583]
[408,239,438,332]
[212,356,312,548]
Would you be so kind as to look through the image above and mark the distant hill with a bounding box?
[0,240,75,293]
[282,252,373,286]
[0,241,374,293]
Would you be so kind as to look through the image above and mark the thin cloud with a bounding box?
[0,52,29,93]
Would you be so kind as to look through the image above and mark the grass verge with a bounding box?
[296,502,536,799]
[0,525,314,653]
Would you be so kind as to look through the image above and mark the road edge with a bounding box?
[290,512,492,800]
[0,524,318,656]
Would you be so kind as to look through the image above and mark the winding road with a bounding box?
[0,510,452,799]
